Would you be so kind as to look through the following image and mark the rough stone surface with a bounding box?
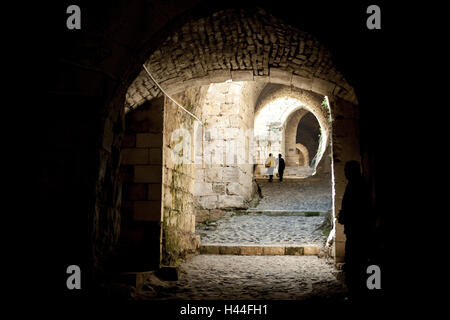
[254,176,332,212]
[196,174,332,248]
[161,87,208,265]
[126,8,357,110]
[253,85,330,175]
[197,215,326,247]
[194,82,263,210]
[133,255,346,300]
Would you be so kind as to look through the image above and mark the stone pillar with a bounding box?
[161,88,205,265]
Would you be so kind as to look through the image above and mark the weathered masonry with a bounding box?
[114,8,361,269]
[44,2,385,293]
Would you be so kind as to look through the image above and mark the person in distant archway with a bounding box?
[277,154,285,182]
[265,153,276,182]
[338,160,370,299]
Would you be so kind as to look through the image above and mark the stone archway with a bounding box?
[285,109,308,167]
[120,7,360,266]
[296,143,309,166]
[253,86,330,178]
[42,0,391,298]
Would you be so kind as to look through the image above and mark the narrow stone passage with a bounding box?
[196,175,332,248]
[132,174,339,300]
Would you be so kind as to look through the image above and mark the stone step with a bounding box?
[254,176,310,180]
[244,209,327,216]
[199,244,320,256]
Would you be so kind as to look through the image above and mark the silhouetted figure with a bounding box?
[265,153,276,182]
[338,161,370,300]
[277,154,285,182]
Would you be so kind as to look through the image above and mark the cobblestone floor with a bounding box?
[254,176,332,212]
[140,255,345,300]
[197,215,327,246]
[197,175,332,247]
[133,176,341,301]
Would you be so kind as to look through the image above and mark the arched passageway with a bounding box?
[42,1,386,301]
[296,144,310,166]
[118,7,359,286]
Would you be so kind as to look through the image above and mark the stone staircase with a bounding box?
[197,171,331,258]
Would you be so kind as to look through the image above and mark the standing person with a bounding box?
[338,160,370,300]
[265,153,276,182]
[277,154,285,182]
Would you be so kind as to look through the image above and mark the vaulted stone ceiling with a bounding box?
[126,7,357,110]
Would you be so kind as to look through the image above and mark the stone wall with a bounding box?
[161,87,208,265]
[194,82,262,222]
[42,0,386,295]
[118,97,164,271]
[285,109,308,166]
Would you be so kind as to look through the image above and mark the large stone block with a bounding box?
[226,182,241,195]
[119,165,134,182]
[205,168,223,182]
[194,181,214,196]
[240,246,263,255]
[149,148,162,164]
[219,195,245,208]
[133,201,162,221]
[121,148,149,165]
[312,78,336,96]
[269,68,292,86]
[262,246,284,255]
[134,165,162,183]
[292,75,312,91]
[219,246,241,255]
[148,183,162,201]
[195,209,209,223]
[303,246,320,255]
[124,183,148,201]
[122,134,136,148]
[285,247,304,255]
[136,133,163,148]
[197,195,218,209]
[200,245,220,254]
[208,70,232,83]
[222,167,239,182]
[212,183,226,194]
[209,209,226,221]
[240,184,253,200]
[231,70,253,81]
